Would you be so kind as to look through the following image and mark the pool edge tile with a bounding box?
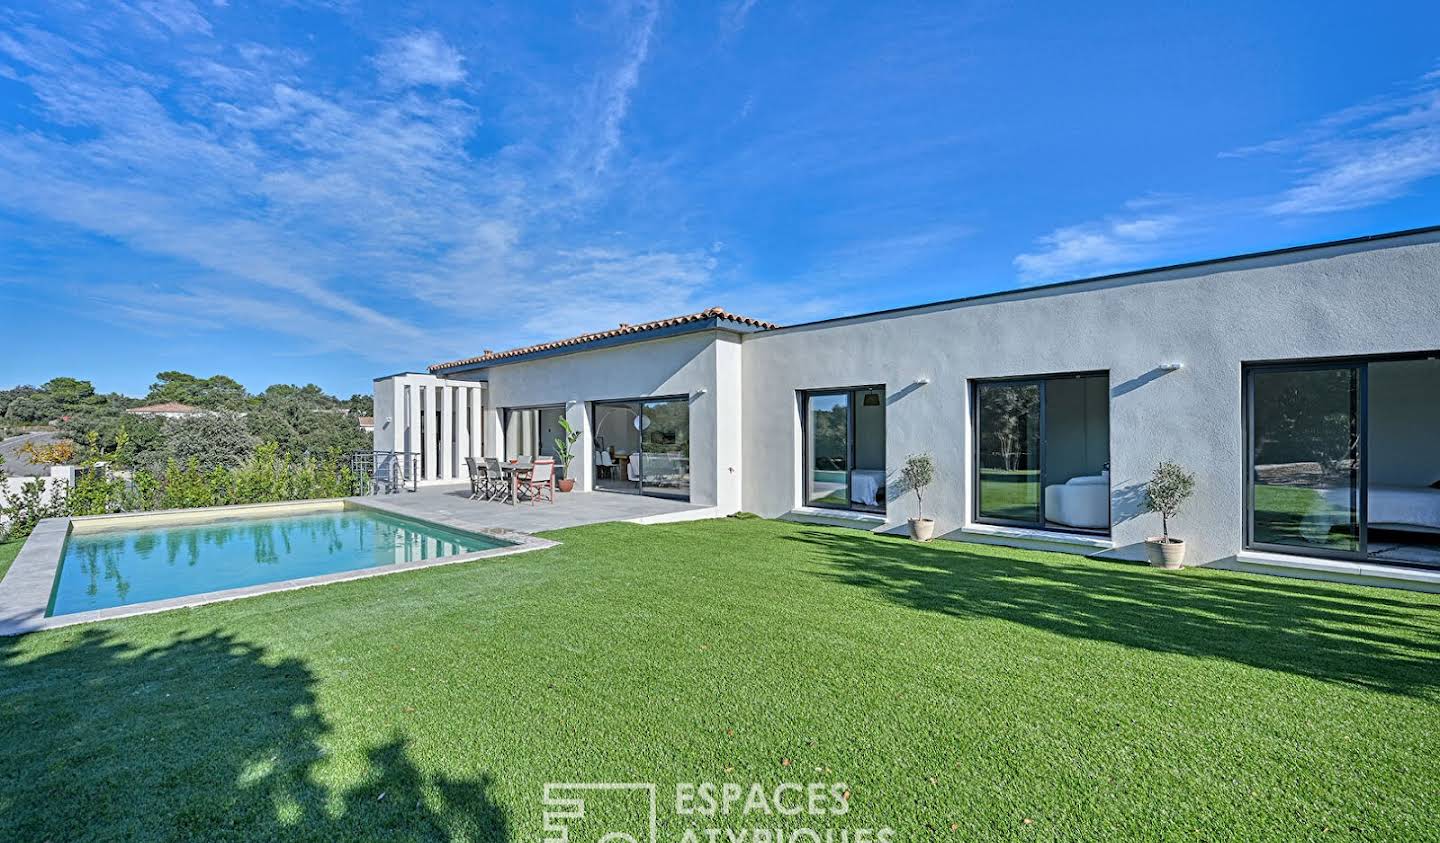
[0,513,556,637]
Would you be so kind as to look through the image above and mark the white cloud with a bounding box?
[576,0,659,177]
[128,0,214,38]
[373,31,466,88]
[0,12,720,366]
[1269,134,1440,215]
[1232,70,1440,215]
[721,0,761,37]
[1013,68,1440,282]
[1014,212,1180,282]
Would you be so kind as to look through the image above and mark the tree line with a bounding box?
[0,372,374,467]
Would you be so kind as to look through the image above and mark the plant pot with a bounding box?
[557,478,575,493]
[1145,537,1186,569]
[908,518,935,542]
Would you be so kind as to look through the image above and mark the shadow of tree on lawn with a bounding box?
[787,528,1440,698]
[0,628,507,842]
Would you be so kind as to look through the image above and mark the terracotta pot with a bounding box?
[909,518,935,542]
[557,478,575,493]
[1145,538,1186,569]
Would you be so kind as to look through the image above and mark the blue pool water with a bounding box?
[49,508,509,616]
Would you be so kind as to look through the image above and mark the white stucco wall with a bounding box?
[454,330,742,507]
[739,231,1440,565]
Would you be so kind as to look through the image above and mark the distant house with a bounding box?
[124,402,205,420]
[357,416,375,432]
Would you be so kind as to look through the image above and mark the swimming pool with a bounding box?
[48,505,513,616]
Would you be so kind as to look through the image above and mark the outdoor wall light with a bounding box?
[693,388,708,397]
[914,376,931,385]
[1159,362,1184,371]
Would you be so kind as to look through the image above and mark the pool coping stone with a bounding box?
[0,498,554,636]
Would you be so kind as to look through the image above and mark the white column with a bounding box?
[568,401,592,492]
[405,382,421,481]
[439,385,454,481]
[423,386,439,482]
[455,387,470,470]
[485,405,504,459]
[469,387,483,458]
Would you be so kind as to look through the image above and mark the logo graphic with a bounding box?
[542,782,658,843]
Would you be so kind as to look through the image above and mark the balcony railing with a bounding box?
[346,450,419,495]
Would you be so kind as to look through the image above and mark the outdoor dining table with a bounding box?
[497,460,533,505]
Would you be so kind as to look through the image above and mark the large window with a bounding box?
[591,398,691,501]
[973,372,1110,533]
[802,387,886,513]
[1246,353,1440,569]
[503,405,564,462]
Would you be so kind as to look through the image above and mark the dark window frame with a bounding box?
[799,385,886,514]
[590,395,692,501]
[970,370,1111,536]
[1242,349,1440,566]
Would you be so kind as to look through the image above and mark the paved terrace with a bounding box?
[352,484,717,533]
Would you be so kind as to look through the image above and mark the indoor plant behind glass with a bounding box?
[553,418,581,492]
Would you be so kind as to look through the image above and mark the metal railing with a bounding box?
[346,450,419,495]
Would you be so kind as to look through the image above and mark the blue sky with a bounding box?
[1,1,1438,397]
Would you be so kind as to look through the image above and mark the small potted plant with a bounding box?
[900,453,936,541]
[1144,460,1195,569]
[552,418,581,493]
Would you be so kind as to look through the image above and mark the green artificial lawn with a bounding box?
[3,518,1439,842]
[0,538,22,583]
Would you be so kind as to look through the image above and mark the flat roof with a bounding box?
[768,223,1440,334]
[421,223,1440,372]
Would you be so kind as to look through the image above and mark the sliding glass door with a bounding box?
[973,372,1110,533]
[1246,353,1440,569]
[803,387,885,513]
[1248,364,1361,555]
[974,381,1042,523]
[591,398,691,500]
[640,399,690,500]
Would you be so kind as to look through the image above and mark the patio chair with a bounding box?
[465,457,487,500]
[483,457,508,502]
[520,457,556,505]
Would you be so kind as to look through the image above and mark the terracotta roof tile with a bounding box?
[429,307,778,372]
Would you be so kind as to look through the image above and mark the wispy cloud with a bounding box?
[580,0,659,177]
[1014,66,1440,281]
[126,0,214,38]
[0,3,719,366]
[1231,68,1440,215]
[374,31,466,88]
[721,0,761,38]
[1014,203,1183,282]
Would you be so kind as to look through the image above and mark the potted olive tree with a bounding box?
[900,453,936,541]
[1144,460,1195,569]
[552,418,581,493]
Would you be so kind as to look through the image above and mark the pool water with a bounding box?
[49,508,509,616]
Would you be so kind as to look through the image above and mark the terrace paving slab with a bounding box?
[350,484,714,533]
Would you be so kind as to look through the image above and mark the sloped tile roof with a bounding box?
[429,307,778,372]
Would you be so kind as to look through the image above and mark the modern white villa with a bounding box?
[374,225,1440,589]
